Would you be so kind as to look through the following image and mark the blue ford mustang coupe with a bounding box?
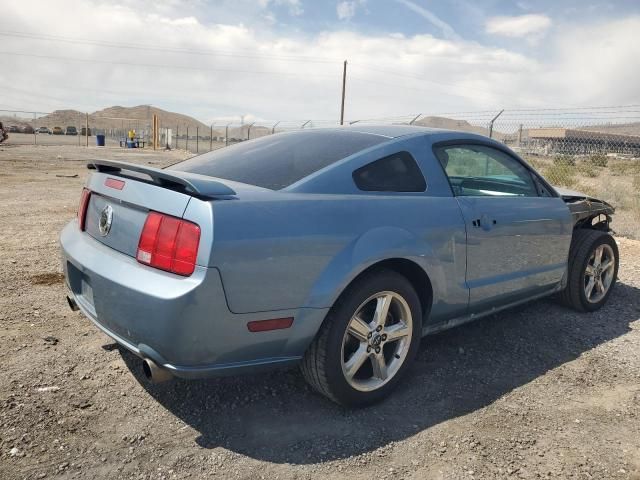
[60,126,618,406]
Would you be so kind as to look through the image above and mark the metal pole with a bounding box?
[271,121,280,134]
[176,125,179,150]
[186,126,189,152]
[226,123,231,147]
[86,113,89,147]
[196,126,199,153]
[488,109,504,139]
[518,124,523,146]
[301,120,311,129]
[247,122,256,140]
[409,113,421,125]
[340,60,347,125]
[210,124,213,151]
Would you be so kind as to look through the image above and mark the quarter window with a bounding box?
[353,151,426,192]
[434,144,538,197]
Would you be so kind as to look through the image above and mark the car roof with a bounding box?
[328,124,452,138]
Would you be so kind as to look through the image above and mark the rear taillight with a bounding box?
[136,212,201,276]
[77,188,91,231]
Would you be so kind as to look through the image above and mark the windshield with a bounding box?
[168,130,387,190]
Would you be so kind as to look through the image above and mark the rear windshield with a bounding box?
[167,130,387,190]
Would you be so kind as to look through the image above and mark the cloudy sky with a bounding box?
[0,0,639,124]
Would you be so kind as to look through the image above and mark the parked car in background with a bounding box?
[80,127,92,136]
[65,126,78,135]
[52,127,64,135]
[20,125,34,134]
[0,122,8,143]
[36,127,52,135]
[8,125,19,133]
[60,126,619,406]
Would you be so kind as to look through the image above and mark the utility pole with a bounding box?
[340,60,347,125]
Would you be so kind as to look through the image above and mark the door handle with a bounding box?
[472,216,497,229]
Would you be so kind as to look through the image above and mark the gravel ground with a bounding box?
[0,144,639,480]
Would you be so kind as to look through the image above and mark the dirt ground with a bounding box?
[1,144,639,480]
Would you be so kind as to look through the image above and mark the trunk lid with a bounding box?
[82,160,234,259]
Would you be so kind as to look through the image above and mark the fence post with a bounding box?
[247,122,256,140]
[186,126,189,152]
[488,109,504,139]
[518,124,523,146]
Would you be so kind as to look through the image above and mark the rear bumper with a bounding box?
[60,221,328,378]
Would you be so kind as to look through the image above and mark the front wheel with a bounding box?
[301,270,422,407]
[560,230,619,312]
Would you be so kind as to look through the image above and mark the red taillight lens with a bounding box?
[77,188,91,231]
[136,212,201,276]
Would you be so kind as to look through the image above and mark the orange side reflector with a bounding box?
[247,317,294,332]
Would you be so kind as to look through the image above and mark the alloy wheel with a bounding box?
[584,244,615,303]
[340,291,413,392]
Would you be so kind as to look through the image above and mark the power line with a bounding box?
[0,30,339,64]
[0,50,339,78]
[350,63,501,99]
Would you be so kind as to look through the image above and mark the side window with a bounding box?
[353,151,426,192]
[434,145,538,197]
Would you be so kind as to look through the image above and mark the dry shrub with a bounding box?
[578,163,600,178]
[588,154,608,167]
[544,162,577,188]
[610,161,640,177]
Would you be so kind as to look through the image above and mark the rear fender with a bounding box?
[302,226,443,310]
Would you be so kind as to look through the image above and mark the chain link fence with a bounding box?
[405,107,640,239]
[2,106,639,237]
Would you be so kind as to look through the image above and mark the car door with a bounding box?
[434,142,573,313]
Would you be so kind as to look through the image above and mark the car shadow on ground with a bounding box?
[121,282,640,465]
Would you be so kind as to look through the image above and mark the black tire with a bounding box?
[560,229,619,312]
[301,269,422,407]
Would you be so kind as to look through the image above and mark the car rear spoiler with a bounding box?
[88,159,236,198]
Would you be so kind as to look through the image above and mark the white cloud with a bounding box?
[0,1,638,123]
[485,14,552,37]
[337,1,356,20]
[337,1,366,21]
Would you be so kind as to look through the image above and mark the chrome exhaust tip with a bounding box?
[66,295,79,312]
[142,358,173,383]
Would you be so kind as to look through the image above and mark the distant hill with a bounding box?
[32,105,209,133]
[581,122,640,136]
[413,116,490,136]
